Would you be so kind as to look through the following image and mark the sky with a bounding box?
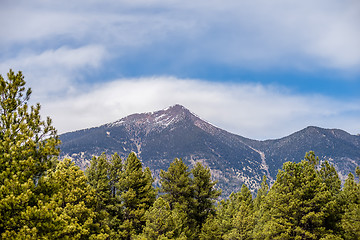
[1,0,359,140]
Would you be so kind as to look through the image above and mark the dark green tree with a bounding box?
[252,176,269,240]
[108,153,124,239]
[0,70,60,238]
[341,171,360,240]
[160,158,193,210]
[160,158,195,238]
[253,175,269,211]
[318,159,342,235]
[224,185,255,240]
[253,152,342,239]
[191,162,221,230]
[140,197,176,239]
[199,214,223,240]
[86,153,112,234]
[119,152,156,239]
[200,184,254,240]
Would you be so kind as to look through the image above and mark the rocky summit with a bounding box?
[60,104,360,196]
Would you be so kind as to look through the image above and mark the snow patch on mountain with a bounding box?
[248,146,273,183]
[107,104,188,133]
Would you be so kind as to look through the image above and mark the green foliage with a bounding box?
[160,158,193,210]
[0,70,60,238]
[159,158,195,238]
[157,159,222,239]
[199,214,223,240]
[200,184,255,240]
[141,197,176,239]
[319,159,343,235]
[254,175,269,211]
[191,162,221,229]
[341,172,360,240]
[0,70,60,180]
[107,153,124,238]
[119,152,156,239]
[254,152,343,240]
[231,186,255,240]
[86,153,112,234]
[43,158,108,239]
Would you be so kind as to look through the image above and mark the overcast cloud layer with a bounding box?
[1,0,359,139]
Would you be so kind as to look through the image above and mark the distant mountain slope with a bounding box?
[60,104,360,196]
[245,126,360,181]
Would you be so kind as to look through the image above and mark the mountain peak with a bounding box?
[107,104,196,132]
[161,104,191,118]
[164,104,187,111]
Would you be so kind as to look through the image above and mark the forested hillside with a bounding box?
[1,70,360,239]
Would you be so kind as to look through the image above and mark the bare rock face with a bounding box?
[60,104,360,197]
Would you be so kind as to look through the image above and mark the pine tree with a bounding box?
[86,153,112,235]
[43,158,108,239]
[119,152,156,239]
[108,153,124,239]
[200,184,254,240]
[253,152,342,239]
[160,158,194,238]
[191,162,221,230]
[0,70,60,238]
[199,214,223,240]
[160,158,193,210]
[254,175,269,211]
[223,185,254,240]
[140,197,176,239]
[319,159,342,236]
[341,172,360,240]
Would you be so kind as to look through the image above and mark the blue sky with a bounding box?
[1,0,359,139]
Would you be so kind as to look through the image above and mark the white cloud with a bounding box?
[0,45,107,98]
[1,0,359,140]
[1,0,359,71]
[41,77,360,139]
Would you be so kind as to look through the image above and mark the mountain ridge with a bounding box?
[59,104,360,196]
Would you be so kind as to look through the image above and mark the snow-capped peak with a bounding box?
[107,104,195,133]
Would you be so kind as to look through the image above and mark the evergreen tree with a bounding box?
[191,162,221,230]
[43,158,108,239]
[254,152,342,239]
[155,160,222,239]
[254,175,269,211]
[119,152,156,239]
[199,214,223,240]
[200,184,254,240]
[140,197,176,239]
[223,185,254,240]
[318,159,342,236]
[252,176,269,240]
[86,153,112,233]
[0,70,60,238]
[160,158,193,210]
[160,158,195,238]
[319,160,341,195]
[341,172,360,240]
[108,153,124,239]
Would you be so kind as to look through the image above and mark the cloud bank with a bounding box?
[1,0,359,140]
[0,45,106,98]
[41,77,360,140]
[2,0,360,72]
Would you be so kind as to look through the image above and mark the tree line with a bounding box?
[1,70,360,239]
